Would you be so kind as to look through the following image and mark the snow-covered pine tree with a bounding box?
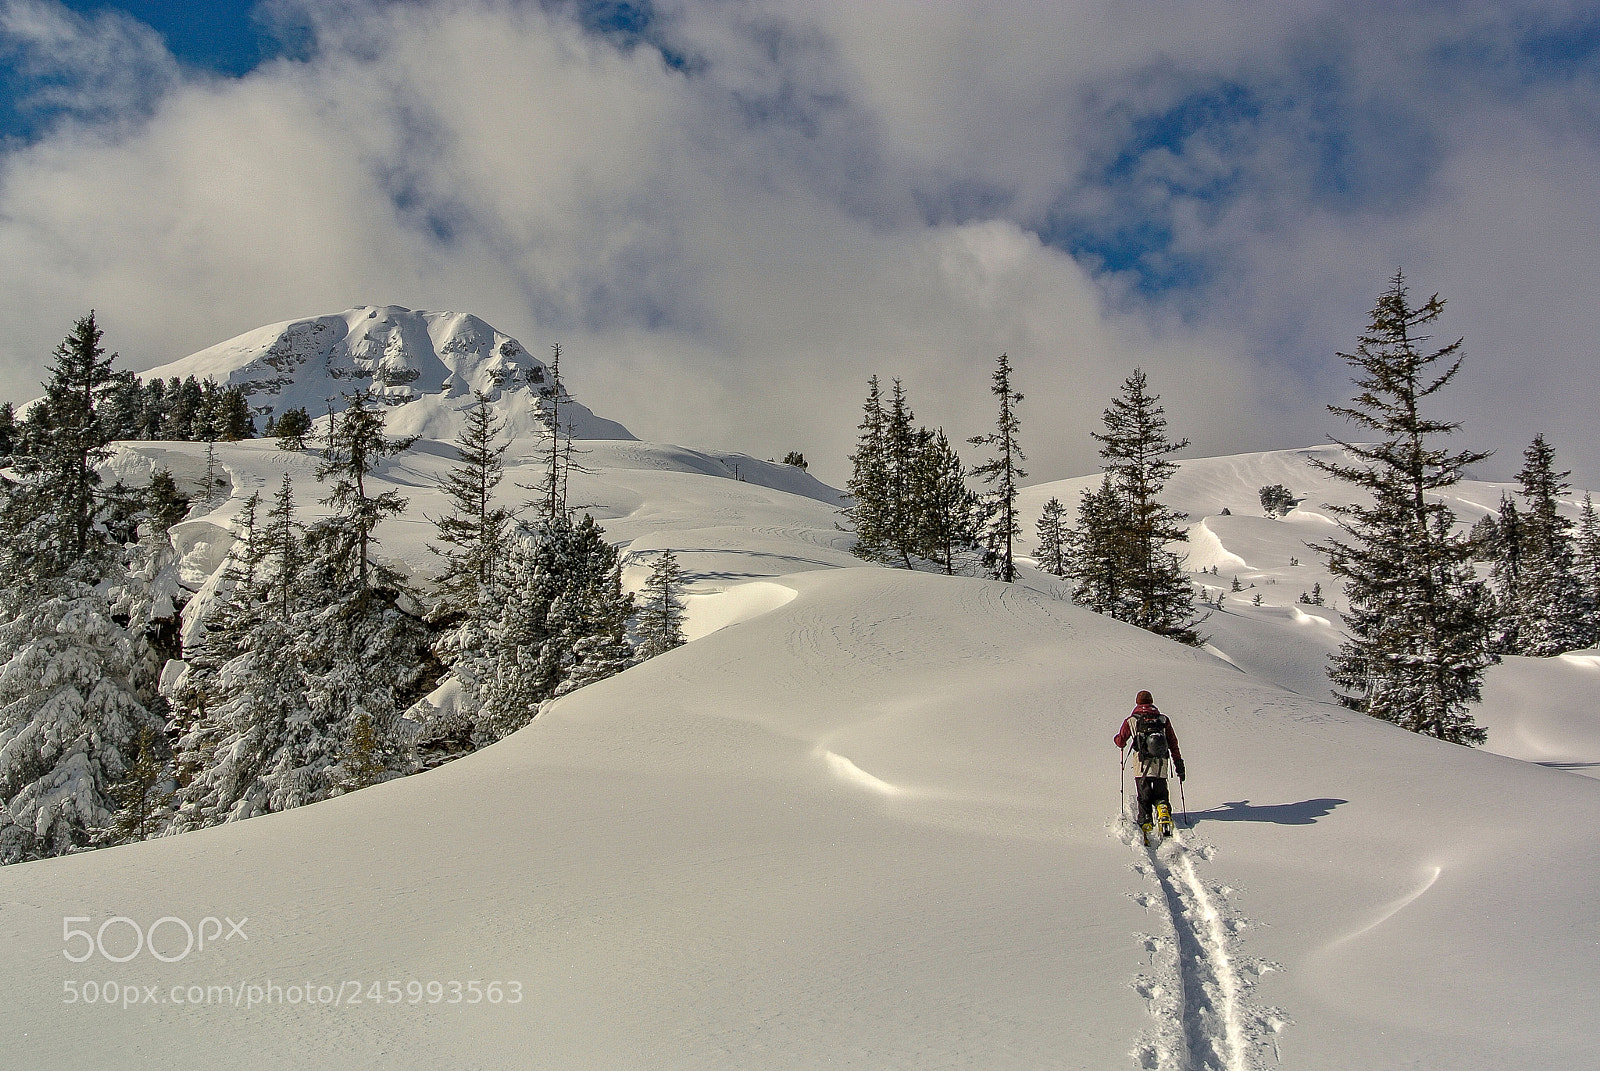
[1311,271,1493,743]
[547,515,635,697]
[429,391,513,627]
[474,515,635,739]
[1489,494,1525,653]
[1035,497,1070,577]
[1089,368,1199,643]
[910,427,979,574]
[0,577,164,862]
[419,392,515,753]
[635,549,687,659]
[107,510,185,708]
[314,389,417,591]
[298,394,429,790]
[1575,494,1600,626]
[967,353,1026,582]
[7,312,120,580]
[843,376,891,561]
[146,467,190,532]
[1500,436,1588,655]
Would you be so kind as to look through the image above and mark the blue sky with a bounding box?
[1,0,1598,486]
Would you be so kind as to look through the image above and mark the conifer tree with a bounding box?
[635,549,687,659]
[910,427,979,574]
[1503,435,1587,655]
[1068,476,1128,614]
[843,376,890,560]
[214,387,257,441]
[1311,272,1492,743]
[273,406,313,451]
[1575,494,1600,625]
[474,515,634,740]
[968,353,1026,582]
[1489,494,1525,652]
[9,313,119,579]
[146,468,190,533]
[429,392,513,627]
[529,344,591,523]
[1035,496,1069,577]
[313,389,417,591]
[1087,369,1199,642]
[97,725,172,845]
[0,578,163,862]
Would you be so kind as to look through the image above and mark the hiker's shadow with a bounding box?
[1186,798,1347,826]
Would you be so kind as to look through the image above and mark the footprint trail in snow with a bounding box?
[1123,822,1291,1070]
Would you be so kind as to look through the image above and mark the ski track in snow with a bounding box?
[1124,821,1290,1070]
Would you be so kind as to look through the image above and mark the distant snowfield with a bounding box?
[3,438,1598,1069]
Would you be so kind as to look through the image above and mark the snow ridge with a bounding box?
[1125,823,1289,1070]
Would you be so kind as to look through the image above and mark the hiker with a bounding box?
[1115,689,1186,841]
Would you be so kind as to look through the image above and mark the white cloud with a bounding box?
[0,0,1597,489]
[0,0,178,122]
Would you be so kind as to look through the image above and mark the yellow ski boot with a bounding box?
[1156,802,1174,837]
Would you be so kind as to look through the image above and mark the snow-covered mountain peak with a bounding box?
[139,306,635,441]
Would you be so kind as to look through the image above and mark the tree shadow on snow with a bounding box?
[1184,798,1347,826]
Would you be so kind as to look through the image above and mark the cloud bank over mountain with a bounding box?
[1,0,1597,485]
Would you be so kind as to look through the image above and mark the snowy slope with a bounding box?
[138,305,635,441]
[3,439,1599,1069]
[1018,445,1600,772]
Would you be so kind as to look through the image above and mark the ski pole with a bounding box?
[1178,777,1189,828]
[1119,746,1128,823]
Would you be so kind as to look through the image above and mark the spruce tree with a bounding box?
[97,725,172,845]
[1575,494,1600,630]
[968,353,1026,582]
[474,515,634,740]
[910,427,979,574]
[0,578,163,862]
[146,468,190,533]
[1068,476,1128,614]
[1311,272,1492,743]
[429,392,513,626]
[274,407,312,451]
[1089,369,1199,643]
[313,390,417,591]
[215,387,257,441]
[9,313,119,579]
[635,549,688,659]
[843,376,890,560]
[1505,435,1587,655]
[1489,494,1525,653]
[1035,496,1069,577]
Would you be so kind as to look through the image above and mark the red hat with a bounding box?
[1136,690,1154,705]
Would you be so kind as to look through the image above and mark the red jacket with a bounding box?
[1114,704,1183,774]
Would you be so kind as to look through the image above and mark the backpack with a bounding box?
[1132,714,1170,762]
